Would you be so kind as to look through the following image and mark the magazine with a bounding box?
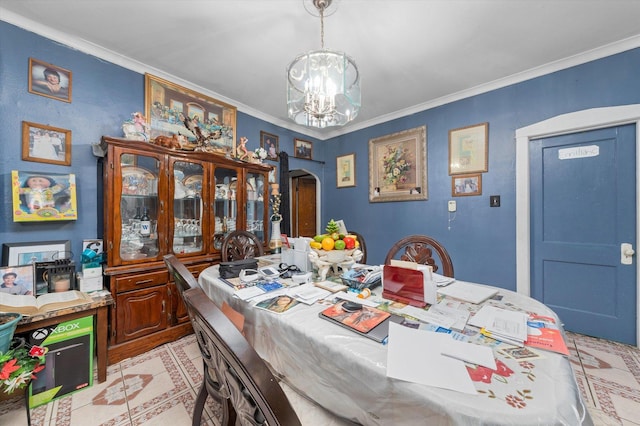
[525,314,569,356]
[254,294,300,314]
[320,301,390,334]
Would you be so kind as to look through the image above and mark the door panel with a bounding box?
[530,126,636,345]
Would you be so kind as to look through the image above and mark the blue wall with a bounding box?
[2,21,639,291]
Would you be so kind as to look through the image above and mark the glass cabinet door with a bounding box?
[172,160,204,255]
[246,171,266,242]
[213,166,238,250]
[119,153,160,261]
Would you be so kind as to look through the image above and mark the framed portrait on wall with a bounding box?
[293,138,313,160]
[22,121,72,166]
[336,153,356,188]
[260,131,279,161]
[11,170,78,222]
[452,173,482,197]
[2,240,72,267]
[145,73,237,156]
[28,57,72,103]
[369,126,427,202]
[449,122,489,175]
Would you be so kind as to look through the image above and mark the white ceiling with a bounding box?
[3,0,640,140]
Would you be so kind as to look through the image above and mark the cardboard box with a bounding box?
[22,316,94,407]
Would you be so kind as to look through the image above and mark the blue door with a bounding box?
[530,126,637,345]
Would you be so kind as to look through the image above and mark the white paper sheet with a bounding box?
[440,339,497,369]
[386,323,477,394]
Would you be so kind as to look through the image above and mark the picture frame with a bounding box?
[293,138,313,160]
[0,265,35,296]
[336,153,356,188]
[260,131,279,161]
[11,170,78,222]
[2,240,72,266]
[22,121,72,166]
[28,57,72,103]
[448,122,489,175]
[145,73,237,156]
[452,173,482,197]
[369,126,427,203]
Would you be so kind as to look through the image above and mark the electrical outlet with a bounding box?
[490,195,501,207]
[448,200,456,212]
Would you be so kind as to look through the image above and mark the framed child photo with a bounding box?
[260,131,279,161]
[28,57,72,103]
[0,265,35,296]
[294,138,313,160]
[22,121,72,166]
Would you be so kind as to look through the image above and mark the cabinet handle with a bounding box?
[135,279,154,285]
[162,300,166,313]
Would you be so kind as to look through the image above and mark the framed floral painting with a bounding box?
[369,126,427,202]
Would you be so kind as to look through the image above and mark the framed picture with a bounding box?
[294,138,313,160]
[336,153,356,188]
[145,73,237,156]
[369,126,427,203]
[260,131,279,161]
[452,173,482,197]
[11,170,78,222]
[448,122,489,175]
[22,121,72,166]
[0,265,35,296]
[2,240,72,266]
[28,57,72,103]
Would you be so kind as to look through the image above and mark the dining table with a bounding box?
[198,262,593,426]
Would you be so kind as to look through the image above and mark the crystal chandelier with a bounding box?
[287,0,361,128]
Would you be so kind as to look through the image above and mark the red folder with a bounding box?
[382,265,426,307]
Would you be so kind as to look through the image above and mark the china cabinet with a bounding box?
[98,136,271,363]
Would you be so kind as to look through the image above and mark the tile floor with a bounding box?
[0,332,638,425]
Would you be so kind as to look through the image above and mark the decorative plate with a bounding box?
[183,175,203,192]
[122,166,156,195]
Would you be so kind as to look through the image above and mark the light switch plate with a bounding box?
[448,200,456,212]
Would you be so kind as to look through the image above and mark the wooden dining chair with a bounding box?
[384,235,454,277]
[164,254,199,294]
[220,230,265,262]
[182,286,352,426]
[347,230,367,264]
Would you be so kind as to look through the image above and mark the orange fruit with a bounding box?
[321,237,335,251]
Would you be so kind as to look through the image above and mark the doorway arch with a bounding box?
[289,169,321,237]
[515,104,640,347]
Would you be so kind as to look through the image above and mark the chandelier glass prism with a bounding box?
[287,0,360,128]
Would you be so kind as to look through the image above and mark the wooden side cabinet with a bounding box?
[99,136,271,364]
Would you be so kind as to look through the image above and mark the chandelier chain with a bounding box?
[320,5,325,49]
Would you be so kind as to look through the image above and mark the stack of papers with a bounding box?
[437,281,498,304]
[469,305,528,346]
[289,284,331,305]
[433,273,455,287]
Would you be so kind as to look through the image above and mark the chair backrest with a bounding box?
[384,235,454,277]
[163,254,199,294]
[183,286,302,426]
[347,230,367,264]
[221,230,265,262]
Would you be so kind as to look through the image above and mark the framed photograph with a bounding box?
[11,170,78,222]
[2,240,72,266]
[449,122,489,175]
[0,265,35,296]
[336,153,356,188]
[22,121,72,166]
[28,57,72,103]
[260,131,279,161]
[452,173,482,197]
[294,138,313,160]
[369,126,427,203]
[145,73,237,156]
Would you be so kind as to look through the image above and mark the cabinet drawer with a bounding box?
[114,270,168,292]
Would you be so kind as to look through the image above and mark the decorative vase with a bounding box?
[0,313,22,353]
[269,220,282,254]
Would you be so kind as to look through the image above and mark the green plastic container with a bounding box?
[0,313,23,353]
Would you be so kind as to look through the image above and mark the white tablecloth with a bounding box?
[198,266,592,426]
